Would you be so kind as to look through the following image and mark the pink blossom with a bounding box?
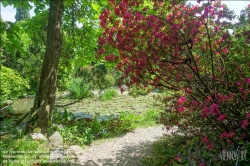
[243,78,250,84]
[246,112,250,118]
[201,106,209,119]
[214,26,220,32]
[202,136,209,144]
[220,131,228,139]
[175,155,180,161]
[186,88,192,94]
[217,114,226,121]
[192,100,200,107]
[207,142,214,151]
[228,131,235,138]
[178,96,185,105]
[200,163,205,166]
[222,48,228,54]
[178,106,184,113]
[210,103,221,116]
[236,82,242,86]
[241,119,248,128]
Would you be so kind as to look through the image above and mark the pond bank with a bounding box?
[10,90,163,116]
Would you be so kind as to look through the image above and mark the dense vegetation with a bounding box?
[99,0,250,165]
[0,0,250,165]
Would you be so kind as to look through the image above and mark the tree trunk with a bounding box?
[32,0,64,133]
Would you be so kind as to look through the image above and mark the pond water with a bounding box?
[11,98,67,113]
[11,98,34,113]
[11,92,162,116]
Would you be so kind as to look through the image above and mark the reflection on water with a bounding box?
[11,98,34,113]
[11,98,65,113]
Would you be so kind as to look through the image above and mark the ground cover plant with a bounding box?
[0,97,162,165]
[98,0,250,165]
[50,108,161,147]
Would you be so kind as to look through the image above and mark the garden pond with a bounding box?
[10,91,164,121]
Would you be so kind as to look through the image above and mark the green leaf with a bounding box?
[101,0,108,5]
[94,14,99,19]
[0,36,5,48]
[1,1,9,7]
[64,1,74,7]
[5,41,16,56]
[79,17,85,23]
[63,109,68,119]
[91,3,100,13]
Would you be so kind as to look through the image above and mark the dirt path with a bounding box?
[64,126,171,166]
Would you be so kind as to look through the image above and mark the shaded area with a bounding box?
[65,126,167,166]
[48,138,157,166]
[81,141,155,166]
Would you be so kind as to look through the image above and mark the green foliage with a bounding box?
[141,135,189,166]
[128,85,151,97]
[62,109,76,121]
[104,74,116,87]
[0,136,49,166]
[99,89,118,101]
[68,78,92,99]
[74,66,116,91]
[137,109,161,127]
[0,19,25,56]
[59,0,107,83]
[15,7,30,22]
[51,108,160,147]
[58,125,95,146]
[1,1,31,9]
[1,105,162,164]
[2,12,47,93]
[0,66,30,100]
[117,111,138,132]
[0,116,48,166]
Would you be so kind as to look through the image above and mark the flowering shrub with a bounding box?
[98,0,250,165]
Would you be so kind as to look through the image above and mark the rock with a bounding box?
[49,148,65,162]
[30,133,48,141]
[49,131,63,148]
[57,124,64,129]
[66,145,85,163]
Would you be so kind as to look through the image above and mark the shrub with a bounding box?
[0,116,48,165]
[68,78,92,99]
[128,85,151,97]
[103,74,116,88]
[72,66,116,92]
[99,1,250,165]
[141,135,189,166]
[99,89,118,101]
[0,66,30,100]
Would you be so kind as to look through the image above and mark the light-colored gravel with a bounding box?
[64,126,173,166]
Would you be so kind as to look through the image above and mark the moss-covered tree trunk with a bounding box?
[32,0,64,133]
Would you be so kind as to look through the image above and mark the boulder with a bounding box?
[49,148,65,162]
[30,133,48,141]
[49,131,63,148]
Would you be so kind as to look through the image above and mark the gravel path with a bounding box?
[64,126,171,166]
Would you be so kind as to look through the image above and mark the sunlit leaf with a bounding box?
[101,0,108,5]
[91,3,100,13]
